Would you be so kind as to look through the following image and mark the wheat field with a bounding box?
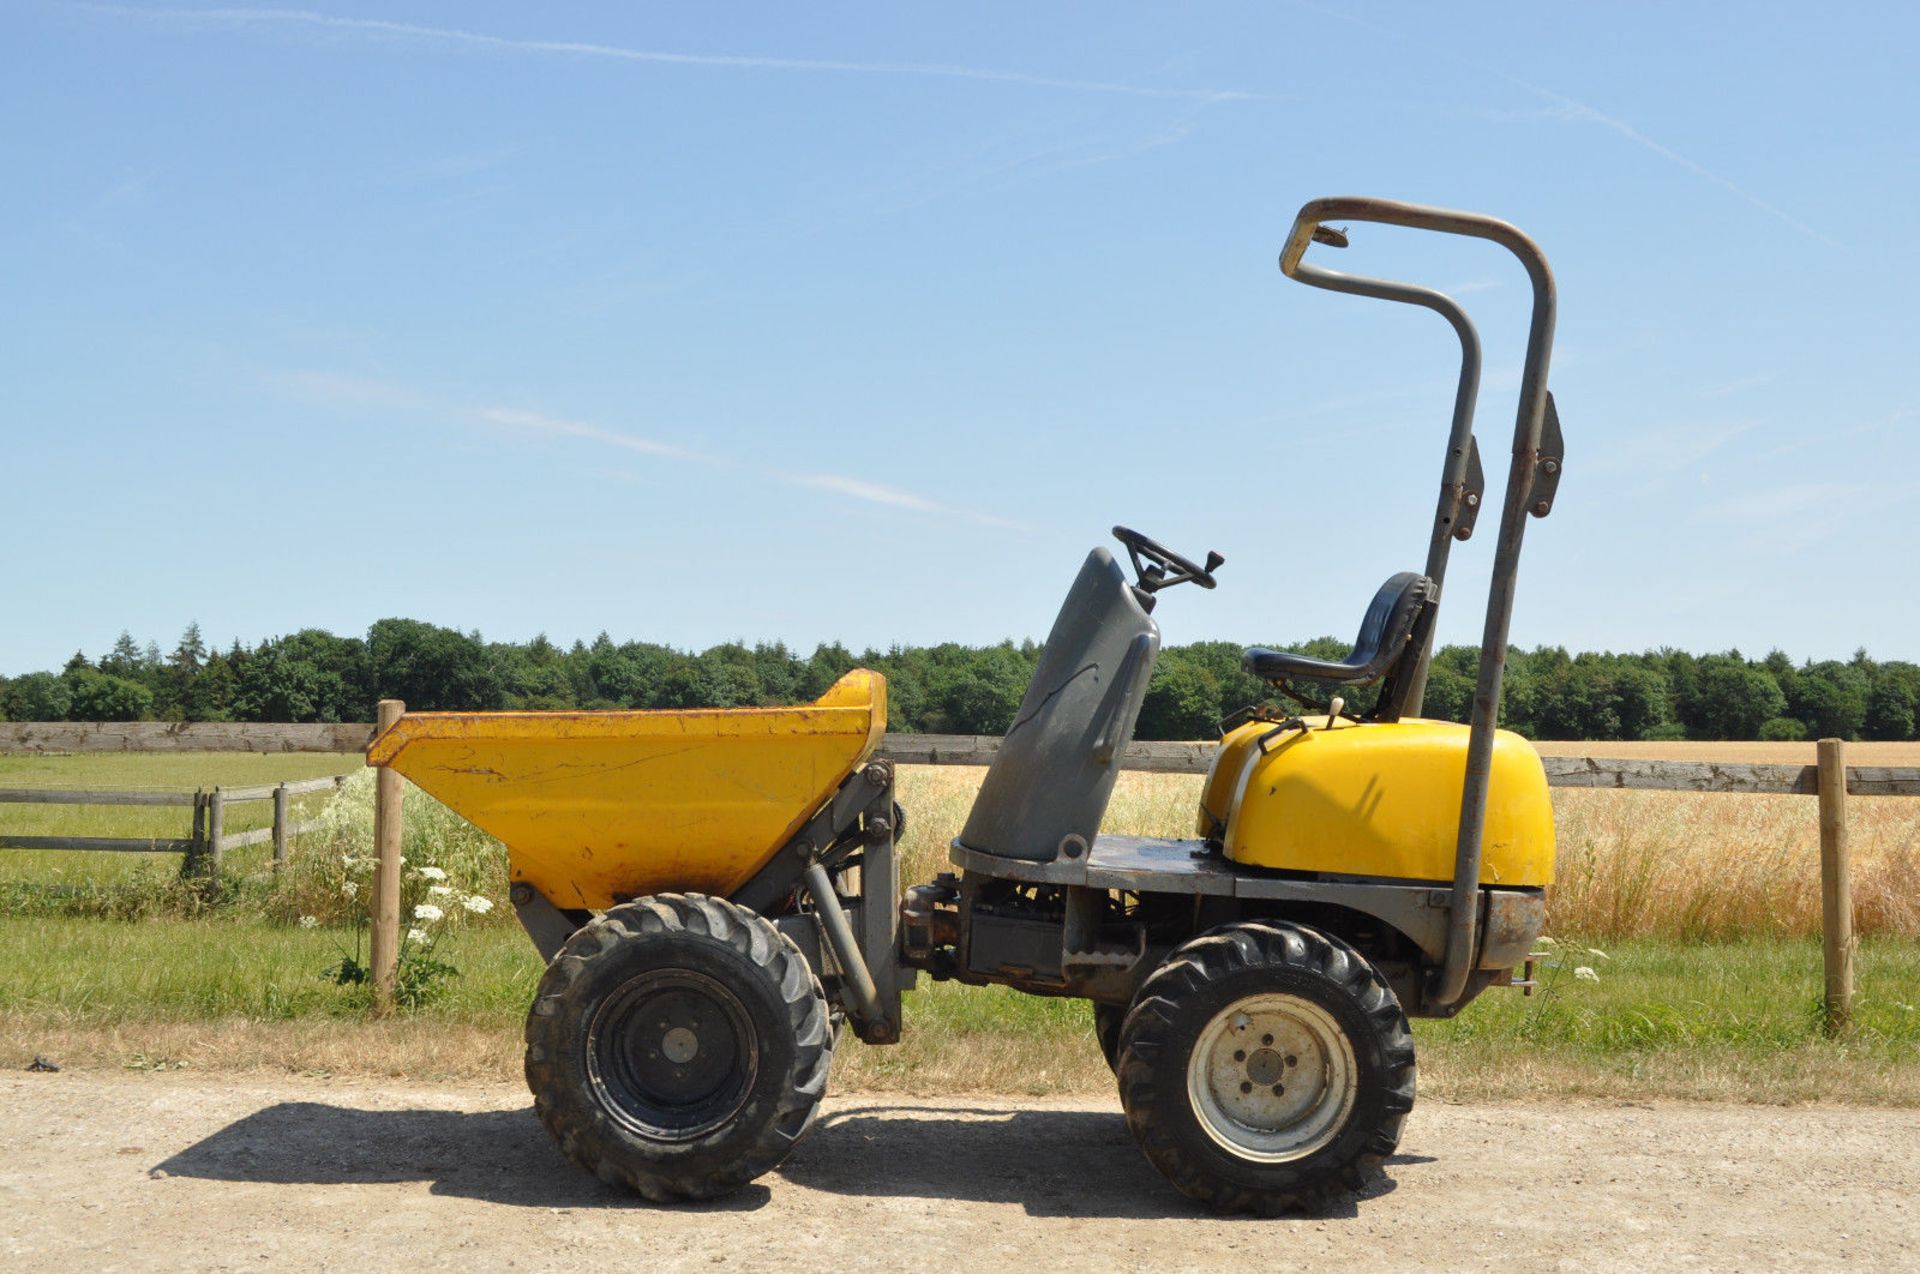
[1530,740,1920,765]
[2,743,1916,942]
[892,760,1920,942]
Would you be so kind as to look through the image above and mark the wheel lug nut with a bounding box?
[1233,1049,1246,1062]
[1240,1081,1252,1094]
[1286,1055,1297,1067]
[1272,1084,1285,1096]
[1262,1034,1274,1046]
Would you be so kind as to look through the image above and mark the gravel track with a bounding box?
[3,1072,1916,1271]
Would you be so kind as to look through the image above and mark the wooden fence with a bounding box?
[4,720,1918,795]
[3,718,1916,1028]
[0,775,349,875]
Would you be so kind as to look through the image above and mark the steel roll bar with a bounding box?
[1280,196,1560,1011]
[1277,232,1483,715]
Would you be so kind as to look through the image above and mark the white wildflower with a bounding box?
[298,915,318,929]
[1574,965,1600,983]
[1535,936,1557,947]
[417,866,448,881]
[413,903,444,923]
[428,884,453,896]
[407,927,430,945]
[341,881,357,899]
[462,894,494,915]
[1587,947,1610,960]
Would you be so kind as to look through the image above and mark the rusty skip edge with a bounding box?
[364,705,873,768]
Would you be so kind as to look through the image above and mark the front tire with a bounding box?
[524,893,833,1201]
[1116,922,1415,1215]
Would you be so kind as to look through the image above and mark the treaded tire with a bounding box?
[1116,922,1415,1215]
[524,893,833,1201]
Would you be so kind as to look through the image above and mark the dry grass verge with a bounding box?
[11,1018,1917,1108]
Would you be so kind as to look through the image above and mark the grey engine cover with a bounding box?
[957,548,1160,862]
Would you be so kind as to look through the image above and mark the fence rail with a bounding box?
[877,733,1920,796]
[7,721,1916,796]
[0,774,350,873]
[0,721,373,754]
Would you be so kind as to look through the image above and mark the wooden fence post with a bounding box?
[206,787,225,879]
[370,699,405,1013]
[185,788,207,877]
[1817,737,1855,1035]
[271,783,290,872]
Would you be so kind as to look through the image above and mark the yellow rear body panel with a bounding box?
[366,671,887,909]
[1199,717,1554,886]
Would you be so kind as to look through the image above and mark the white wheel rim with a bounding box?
[1185,993,1357,1162]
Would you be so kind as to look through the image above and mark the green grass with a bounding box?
[0,915,542,1023]
[1426,938,1920,1054]
[3,913,1914,1100]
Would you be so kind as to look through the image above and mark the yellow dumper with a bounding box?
[368,196,1564,1214]
[368,671,888,906]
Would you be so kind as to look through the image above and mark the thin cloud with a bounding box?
[268,368,436,410]
[1591,419,1758,481]
[1513,83,1845,251]
[1006,98,1225,179]
[1759,406,1917,460]
[784,472,940,513]
[475,407,704,462]
[396,145,522,184]
[1698,373,1776,399]
[272,368,707,459]
[270,366,1023,529]
[1697,481,1863,522]
[782,471,1027,530]
[1283,1,1835,250]
[1691,480,1874,551]
[103,6,1266,103]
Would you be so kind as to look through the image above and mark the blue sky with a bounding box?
[4,2,1916,673]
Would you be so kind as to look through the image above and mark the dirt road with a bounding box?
[3,1072,1915,1271]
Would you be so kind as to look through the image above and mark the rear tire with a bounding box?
[1116,922,1415,1215]
[524,893,833,1201]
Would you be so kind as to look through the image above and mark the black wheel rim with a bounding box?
[586,969,757,1141]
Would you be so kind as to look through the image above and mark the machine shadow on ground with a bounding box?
[154,1099,1415,1219]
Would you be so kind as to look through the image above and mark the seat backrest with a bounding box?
[1239,572,1437,721]
[1348,572,1433,683]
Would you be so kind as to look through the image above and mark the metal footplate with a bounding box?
[951,834,1543,975]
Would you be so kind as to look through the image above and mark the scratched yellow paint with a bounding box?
[1199,716,1555,886]
[366,671,886,908]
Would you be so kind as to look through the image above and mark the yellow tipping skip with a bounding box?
[1199,716,1555,887]
[366,671,887,910]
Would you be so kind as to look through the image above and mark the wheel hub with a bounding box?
[1186,993,1357,1162]
[1245,1047,1286,1086]
[661,1026,699,1065]
[586,970,758,1141]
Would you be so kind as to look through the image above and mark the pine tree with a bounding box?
[103,631,144,677]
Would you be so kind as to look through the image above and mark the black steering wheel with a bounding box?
[1112,526,1223,593]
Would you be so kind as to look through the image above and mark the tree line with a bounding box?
[3,620,1917,743]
